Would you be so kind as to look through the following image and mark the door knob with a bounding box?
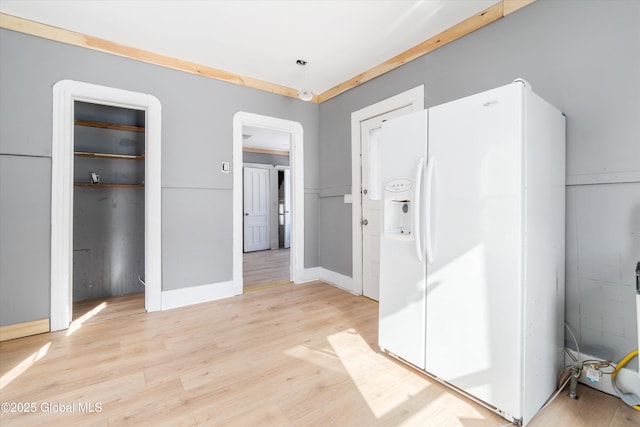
[361,219,368,226]
[245,213,249,216]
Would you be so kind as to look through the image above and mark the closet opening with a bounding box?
[72,101,146,322]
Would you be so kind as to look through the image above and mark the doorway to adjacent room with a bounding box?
[233,112,304,294]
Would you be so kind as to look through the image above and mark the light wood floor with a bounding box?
[243,248,291,291]
[73,292,145,324]
[1,282,638,426]
[69,247,290,326]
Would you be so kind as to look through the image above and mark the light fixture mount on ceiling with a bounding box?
[296,59,313,101]
[297,89,313,102]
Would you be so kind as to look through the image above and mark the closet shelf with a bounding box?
[75,119,145,133]
[74,151,144,160]
[74,183,144,189]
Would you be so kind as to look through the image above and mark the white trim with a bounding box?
[350,86,424,295]
[51,80,162,332]
[566,171,640,186]
[161,280,236,311]
[319,268,357,295]
[233,112,304,292]
[297,267,321,283]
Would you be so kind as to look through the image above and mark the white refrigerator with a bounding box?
[378,81,566,426]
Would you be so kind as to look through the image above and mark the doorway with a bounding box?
[241,126,292,291]
[232,112,304,294]
[351,86,424,298]
[51,80,161,332]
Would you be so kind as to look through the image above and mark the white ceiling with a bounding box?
[0,0,499,96]
[243,126,291,152]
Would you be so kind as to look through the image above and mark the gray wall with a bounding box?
[73,187,145,301]
[0,28,319,325]
[318,0,639,366]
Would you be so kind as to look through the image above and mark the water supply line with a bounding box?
[610,261,640,410]
[612,349,640,410]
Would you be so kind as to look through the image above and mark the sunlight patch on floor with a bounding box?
[327,328,429,418]
[66,301,107,336]
[0,341,50,389]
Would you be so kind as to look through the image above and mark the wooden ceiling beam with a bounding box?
[0,1,535,105]
[0,12,303,101]
[317,0,535,102]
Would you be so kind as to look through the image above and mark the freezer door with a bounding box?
[378,110,428,369]
[424,83,524,418]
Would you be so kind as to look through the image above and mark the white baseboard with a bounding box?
[161,280,240,310]
[565,350,639,397]
[318,268,357,295]
[295,267,320,284]
[160,267,348,311]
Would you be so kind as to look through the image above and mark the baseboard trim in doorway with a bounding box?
[161,280,239,310]
[319,268,356,295]
[295,267,321,284]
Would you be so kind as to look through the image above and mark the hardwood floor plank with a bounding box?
[243,248,291,290]
[2,281,638,426]
[610,403,640,427]
[72,292,145,323]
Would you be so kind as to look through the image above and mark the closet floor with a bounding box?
[72,292,145,325]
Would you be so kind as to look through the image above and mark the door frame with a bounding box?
[51,80,162,332]
[233,112,304,291]
[350,86,424,295]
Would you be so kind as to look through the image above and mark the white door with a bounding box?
[283,169,291,249]
[361,106,414,300]
[244,167,270,252]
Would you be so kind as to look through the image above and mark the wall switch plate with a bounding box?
[221,162,230,173]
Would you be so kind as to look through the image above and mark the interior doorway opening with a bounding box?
[241,126,292,292]
[232,112,304,295]
[51,80,161,332]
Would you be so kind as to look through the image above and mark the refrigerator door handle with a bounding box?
[414,157,425,262]
[425,157,435,265]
